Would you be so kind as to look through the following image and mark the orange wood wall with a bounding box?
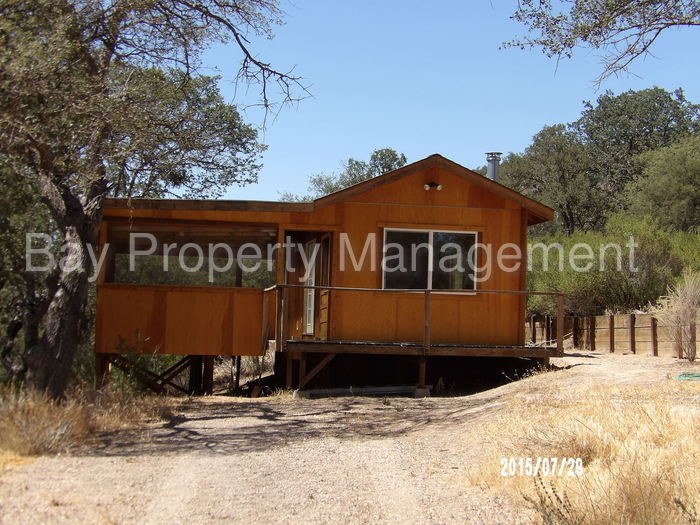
[98,163,533,353]
[96,284,263,355]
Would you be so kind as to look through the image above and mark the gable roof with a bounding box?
[104,154,553,225]
[313,154,553,224]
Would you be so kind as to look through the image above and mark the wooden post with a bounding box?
[689,319,697,361]
[629,314,636,354]
[202,356,214,395]
[674,325,683,359]
[188,355,203,395]
[588,316,596,351]
[556,295,564,356]
[608,315,615,353]
[418,357,427,389]
[234,355,241,389]
[281,286,289,351]
[275,287,283,352]
[530,315,537,344]
[572,317,580,348]
[423,290,431,355]
[650,317,658,357]
[261,290,269,353]
[285,352,293,389]
[298,353,307,390]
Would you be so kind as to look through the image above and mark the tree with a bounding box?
[499,124,606,234]
[0,0,305,398]
[281,148,407,201]
[626,134,700,231]
[507,0,700,83]
[576,87,699,210]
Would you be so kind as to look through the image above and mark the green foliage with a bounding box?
[280,148,407,201]
[577,88,699,207]
[507,1,700,82]
[626,134,700,231]
[499,124,605,234]
[527,214,686,315]
[0,0,300,396]
[500,88,700,234]
[108,67,264,199]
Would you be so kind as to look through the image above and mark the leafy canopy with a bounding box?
[281,148,407,202]
[507,0,700,83]
[626,134,700,231]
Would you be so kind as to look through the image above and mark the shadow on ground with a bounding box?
[89,394,504,457]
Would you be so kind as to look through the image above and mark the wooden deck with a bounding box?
[286,340,559,358]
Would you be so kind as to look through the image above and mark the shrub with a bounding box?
[648,269,700,362]
[0,387,174,455]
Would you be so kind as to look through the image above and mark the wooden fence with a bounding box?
[526,312,699,357]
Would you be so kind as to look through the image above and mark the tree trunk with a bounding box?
[25,221,96,398]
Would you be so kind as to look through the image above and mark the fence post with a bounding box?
[608,315,615,353]
[530,315,537,344]
[674,325,683,359]
[650,317,658,357]
[588,316,596,351]
[572,317,580,348]
[629,314,636,354]
[556,295,564,355]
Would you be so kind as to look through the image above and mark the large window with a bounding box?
[382,228,477,290]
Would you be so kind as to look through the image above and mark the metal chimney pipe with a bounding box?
[486,152,502,182]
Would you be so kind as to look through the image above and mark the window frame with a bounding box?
[381,227,478,292]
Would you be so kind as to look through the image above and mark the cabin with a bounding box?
[95,154,563,395]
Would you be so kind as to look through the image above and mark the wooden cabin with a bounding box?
[95,154,562,394]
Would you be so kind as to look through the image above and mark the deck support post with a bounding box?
[299,353,336,390]
[202,356,214,395]
[234,355,241,389]
[285,352,293,389]
[188,355,204,395]
[530,316,537,344]
[298,353,307,390]
[418,356,427,389]
[608,315,615,353]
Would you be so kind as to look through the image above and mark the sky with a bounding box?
[201,0,700,201]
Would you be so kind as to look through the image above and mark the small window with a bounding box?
[382,229,476,290]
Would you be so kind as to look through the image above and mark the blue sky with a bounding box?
[201,1,700,201]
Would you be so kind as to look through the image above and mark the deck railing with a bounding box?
[262,284,566,357]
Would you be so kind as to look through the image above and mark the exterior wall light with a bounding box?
[423,182,443,191]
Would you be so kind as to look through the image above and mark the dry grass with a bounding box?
[0,387,177,457]
[472,382,700,524]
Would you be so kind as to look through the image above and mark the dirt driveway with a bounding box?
[0,353,697,524]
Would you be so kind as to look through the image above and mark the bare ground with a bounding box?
[0,352,698,525]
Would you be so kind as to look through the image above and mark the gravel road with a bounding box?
[1,352,697,525]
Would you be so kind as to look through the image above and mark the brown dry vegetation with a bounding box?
[472,382,700,524]
[0,387,177,456]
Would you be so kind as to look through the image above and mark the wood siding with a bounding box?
[96,284,263,356]
[98,162,535,354]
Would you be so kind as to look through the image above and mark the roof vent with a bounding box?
[485,152,502,182]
